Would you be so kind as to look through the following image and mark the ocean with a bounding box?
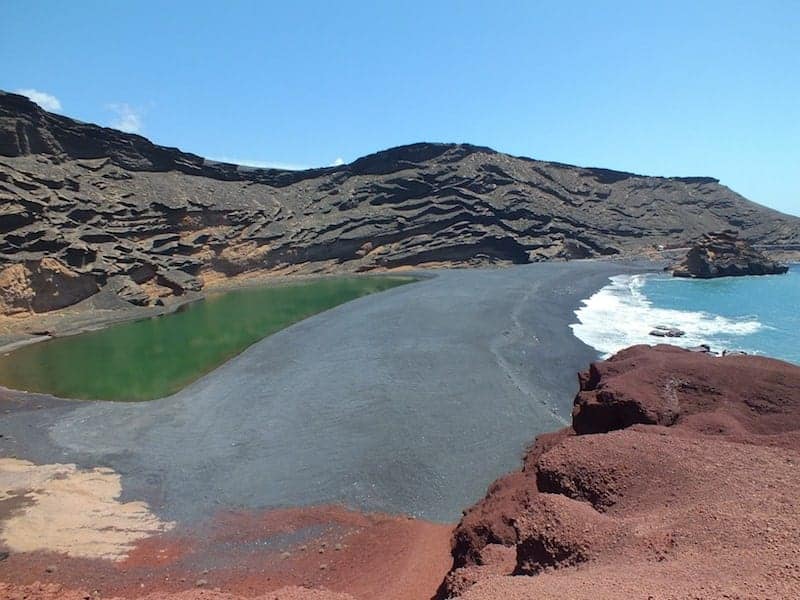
[571,264,799,365]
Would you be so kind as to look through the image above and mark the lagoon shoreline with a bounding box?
[0,260,655,599]
[0,260,654,518]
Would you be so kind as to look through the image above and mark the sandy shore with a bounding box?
[0,260,653,598]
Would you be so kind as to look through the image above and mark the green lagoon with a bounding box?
[0,276,413,401]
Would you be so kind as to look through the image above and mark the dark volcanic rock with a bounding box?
[672,229,789,278]
[2,89,799,314]
[106,274,150,306]
[648,325,685,338]
[439,345,800,599]
[156,269,201,295]
[0,257,99,314]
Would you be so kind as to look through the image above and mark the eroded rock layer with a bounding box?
[440,344,800,599]
[2,90,798,314]
[672,229,790,278]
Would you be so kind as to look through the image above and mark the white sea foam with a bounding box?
[570,274,763,357]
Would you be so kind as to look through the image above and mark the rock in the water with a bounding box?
[672,230,789,278]
[648,326,685,338]
[722,349,748,356]
[687,344,712,353]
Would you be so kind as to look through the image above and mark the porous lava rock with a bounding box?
[672,229,789,278]
[439,344,800,599]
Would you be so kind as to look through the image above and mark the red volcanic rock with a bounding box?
[447,428,573,571]
[440,344,800,599]
[573,344,800,438]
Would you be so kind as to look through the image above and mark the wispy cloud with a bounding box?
[15,88,62,112]
[107,103,143,133]
[210,157,310,171]
[209,156,348,171]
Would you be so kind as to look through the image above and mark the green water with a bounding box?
[0,276,414,401]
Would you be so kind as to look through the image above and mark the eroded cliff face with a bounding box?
[439,345,800,599]
[2,90,799,316]
[671,229,789,278]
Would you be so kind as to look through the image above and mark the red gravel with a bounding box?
[0,505,452,600]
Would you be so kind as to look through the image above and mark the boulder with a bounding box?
[672,230,788,278]
[106,275,150,306]
[0,258,98,314]
[648,325,685,338]
[156,269,202,295]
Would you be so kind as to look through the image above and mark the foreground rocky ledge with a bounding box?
[440,344,800,599]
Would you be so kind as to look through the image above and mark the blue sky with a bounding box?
[2,1,798,215]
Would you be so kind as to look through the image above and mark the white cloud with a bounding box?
[107,103,142,133]
[15,89,62,112]
[209,156,348,171]
[210,157,310,171]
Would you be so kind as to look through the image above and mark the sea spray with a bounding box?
[570,273,763,357]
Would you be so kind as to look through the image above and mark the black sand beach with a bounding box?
[0,261,651,523]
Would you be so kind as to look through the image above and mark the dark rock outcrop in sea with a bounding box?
[671,229,790,278]
[1,90,798,315]
[648,325,685,338]
[439,344,800,599]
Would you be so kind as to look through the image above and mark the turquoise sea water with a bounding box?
[571,264,799,365]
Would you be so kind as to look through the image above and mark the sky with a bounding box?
[1,1,798,216]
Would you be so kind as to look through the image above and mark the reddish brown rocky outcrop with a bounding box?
[440,345,800,599]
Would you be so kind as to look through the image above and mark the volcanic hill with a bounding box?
[1,90,798,316]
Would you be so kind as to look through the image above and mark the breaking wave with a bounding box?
[570,274,763,357]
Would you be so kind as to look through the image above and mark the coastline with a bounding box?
[3,261,798,599]
[572,263,800,364]
[0,269,431,355]
[0,260,655,519]
[0,260,654,599]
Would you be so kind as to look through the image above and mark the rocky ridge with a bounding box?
[2,90,799,316]
[440,344,800,599]
[672,229,790,278]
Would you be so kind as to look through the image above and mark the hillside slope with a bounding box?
[1,90,797,314]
